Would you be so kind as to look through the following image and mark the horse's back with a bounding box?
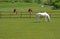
[36,12,50,17]
[37,12,47,15]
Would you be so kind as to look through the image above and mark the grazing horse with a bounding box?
[28,8,32,17]
[36,12,50,22]
[13,9,18,14]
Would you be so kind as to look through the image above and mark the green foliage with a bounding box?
[0,0,42,4]
[35,0,41,4]
[24,0,32,3]
[50,0,60,9]
[54,2,60,9]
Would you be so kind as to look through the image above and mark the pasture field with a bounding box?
[0,2,60,39]
[0,18,60,39]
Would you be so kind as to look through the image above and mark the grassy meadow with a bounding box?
[0,2,60,39]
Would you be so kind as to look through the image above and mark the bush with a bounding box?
[24,0,32,3]
[54,2,60,9]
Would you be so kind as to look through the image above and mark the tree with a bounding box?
[51,0,60,9]
[32,0,35,3]
[48,0,50,4]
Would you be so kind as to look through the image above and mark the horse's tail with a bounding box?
[47,15,50,22]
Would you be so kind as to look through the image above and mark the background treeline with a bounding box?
[0,0,41,3]
[0,0,60,9]
[50,0,60,9]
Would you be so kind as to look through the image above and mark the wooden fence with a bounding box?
[0,13,60,18]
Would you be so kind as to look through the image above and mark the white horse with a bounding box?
[36,12,50,22]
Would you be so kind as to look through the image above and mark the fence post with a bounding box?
[20,12,22,18]
[49,14,51,18]
[0,13,1,18]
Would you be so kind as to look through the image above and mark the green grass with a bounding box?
[0,18,60,39]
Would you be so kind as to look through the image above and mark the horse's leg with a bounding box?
[44,16,47,22]
[36,14,40,22]
[29,12,32,18]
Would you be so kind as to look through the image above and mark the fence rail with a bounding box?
[0,13,60,18]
